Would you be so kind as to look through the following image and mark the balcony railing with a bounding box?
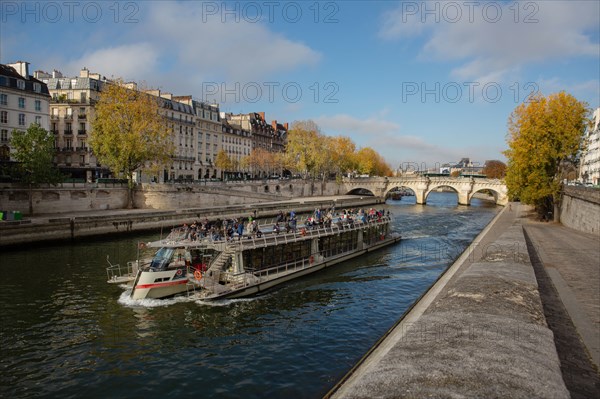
[51,130,58,135]
[64,130,73,135]
[78,114,87,120]
[64,115,73,120]
[78,130,87,135]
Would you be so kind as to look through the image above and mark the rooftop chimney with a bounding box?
[258,112,265,121]
[52,69,63,78]
[80,68,89,78]
[271,120,278,130]
[7,61,30,78]
[284,122,288,130]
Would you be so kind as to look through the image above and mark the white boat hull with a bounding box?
[131,268,189,300]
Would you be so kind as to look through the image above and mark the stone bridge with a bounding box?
[343,176,508,206]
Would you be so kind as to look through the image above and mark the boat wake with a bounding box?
[116,288,268,308]
[117,289,192,308]
[193,294,269,307]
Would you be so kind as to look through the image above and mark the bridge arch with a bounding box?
[344,177,508,206]
[346,187,376,196]
[424,185,461,204]
[469,186,503,205]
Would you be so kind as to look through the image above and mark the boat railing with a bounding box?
[149,215,391,250]
[229,215,392,251]
[252,257,312,281]
[106,258,139,283]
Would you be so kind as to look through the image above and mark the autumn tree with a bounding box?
[504,92,590,220]
[327,135,357,178]
[285,120,324,178]
[90,81,174,208]
[482,160,507,179]
[215,150,234,180]
[355,147,393,177]
[10,123,62,214]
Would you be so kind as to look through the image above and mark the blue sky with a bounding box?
[2,0,599,170]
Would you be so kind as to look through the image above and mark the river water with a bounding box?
[0,192,499,399]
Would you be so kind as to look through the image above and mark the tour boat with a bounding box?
[107,212,401,301]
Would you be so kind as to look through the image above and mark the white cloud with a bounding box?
[314,113,400,135]
[60,1,321,95]
[141,1,321,82]
[380,0,599,82]
[66,43,159,82]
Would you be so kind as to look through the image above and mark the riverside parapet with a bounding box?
[0,195,383,247]
[327,204,569,398]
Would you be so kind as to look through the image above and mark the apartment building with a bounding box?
[580,107,600,185]
[0,61,51,162]
[226,112,287,153]
[221,116,252,179]
[37,68,110,181]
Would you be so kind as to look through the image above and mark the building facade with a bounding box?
[221,116,252,179]
[38,68,109,181]
[580,107,600,185]
[226,112,287,153]
[0,61,51,163]
[146,90,196,182]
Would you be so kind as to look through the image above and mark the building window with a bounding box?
[33,83,41,93]
[18,114,25,126]
[35,100,41,111]
[0,111,7,124]
[18,97,25,108]
[80,92,87,102]
[1,129,8,143]
[35,116,42,125]
[0,94,7,105]
[17,80,25,90]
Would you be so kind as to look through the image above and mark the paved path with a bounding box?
[524,220,599,368]
[523,220,600,398]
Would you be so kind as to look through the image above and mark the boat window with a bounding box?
[150,248,174,271]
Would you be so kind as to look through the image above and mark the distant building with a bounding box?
[38,67,109,181]
[220,116,251,179]
[227,112,287,153]
[146,90,195,182]
[0,61,51,163]
[580,107,600,185]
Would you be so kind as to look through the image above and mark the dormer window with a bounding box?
[33,83,41,93]
[17,80,25,90]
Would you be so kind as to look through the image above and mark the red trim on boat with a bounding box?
[135,279,188,289]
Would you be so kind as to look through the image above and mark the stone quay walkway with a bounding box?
[326,203,600,399]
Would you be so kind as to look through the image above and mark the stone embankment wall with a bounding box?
[0,183,129,214]
[0,196,383,247]
[0,180,346,215]
[560,186,600,235]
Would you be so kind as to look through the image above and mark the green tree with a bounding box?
[90,81,173,208]
[10,123,62,214]
[504,92,590,220]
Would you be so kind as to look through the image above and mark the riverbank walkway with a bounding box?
[327,203,600,398]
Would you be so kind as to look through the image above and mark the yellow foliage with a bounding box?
[504,92,590,208]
